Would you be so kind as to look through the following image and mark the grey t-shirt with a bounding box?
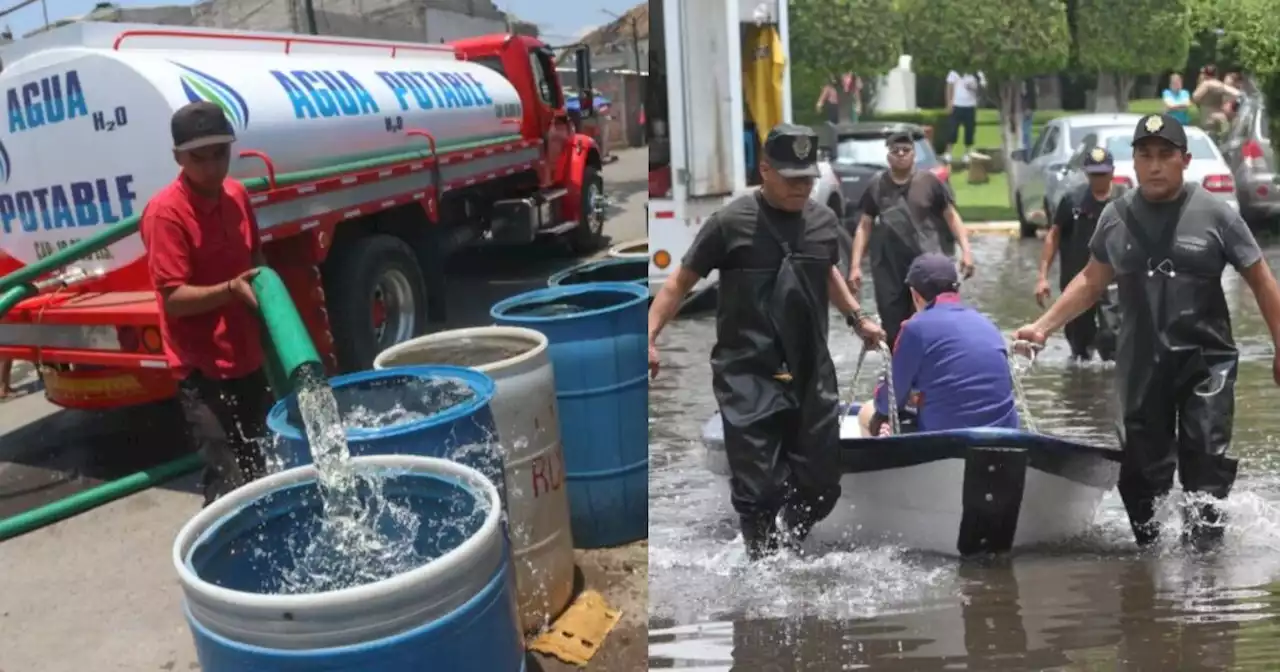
[1088,184,1262,276]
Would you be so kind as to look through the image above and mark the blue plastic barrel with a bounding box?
[266,366,503,492]
[175,455,524,671]
[489,282,648,548]
[547,257,649,293]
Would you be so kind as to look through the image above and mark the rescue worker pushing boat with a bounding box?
[1015,113,1280,550]
[1034,147,1124,362]
[649,123,885,559]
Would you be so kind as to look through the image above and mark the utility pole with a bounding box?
[302,0,318,35]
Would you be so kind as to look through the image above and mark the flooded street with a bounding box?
[648,234,1280,670]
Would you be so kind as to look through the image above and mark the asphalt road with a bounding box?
[0,147,649,672]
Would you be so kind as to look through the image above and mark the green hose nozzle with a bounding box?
[251,267,322,399]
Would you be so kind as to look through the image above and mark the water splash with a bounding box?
[268,364,492,595]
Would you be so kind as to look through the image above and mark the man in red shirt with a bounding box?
[140,101,273,505]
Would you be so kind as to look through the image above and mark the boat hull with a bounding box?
[700,409,1120,556]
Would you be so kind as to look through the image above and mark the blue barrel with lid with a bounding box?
[489,282,648,548]
[266,366,504,496]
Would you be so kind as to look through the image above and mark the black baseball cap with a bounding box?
[906,253,960,300]
[1082,146,1115,174]
[763,123,820,178]
[171,101,236,152]
[1131,113,1187,151]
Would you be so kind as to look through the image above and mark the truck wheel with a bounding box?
[323,234,429,372]
[568,167,605,254]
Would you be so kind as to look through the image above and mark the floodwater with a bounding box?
[648,234,1280,670]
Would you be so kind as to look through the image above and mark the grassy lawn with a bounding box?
[886,98,1174,222]
[948,125,1035,222]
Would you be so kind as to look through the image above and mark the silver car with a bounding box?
[1221,95,1278,228]
[1011,113,1143,237]
[1049,126,1240,218]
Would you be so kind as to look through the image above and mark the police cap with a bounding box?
[1131,113,1187,151]
[1082,146,1115,174]
[763,123,821,178]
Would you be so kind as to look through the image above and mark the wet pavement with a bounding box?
[648,233,1280,670]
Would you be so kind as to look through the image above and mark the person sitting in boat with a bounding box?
[856,253,1020,436]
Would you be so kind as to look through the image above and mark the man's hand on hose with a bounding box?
[228,268,260,310]
[648,340,660,379]
[1034,277,1052,308]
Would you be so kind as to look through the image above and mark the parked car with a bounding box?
[1220,95,1279,229]
[816,122,950,228]
[813,158,847,221]
[1048,125,1240,218]
[1011,113,1142,237]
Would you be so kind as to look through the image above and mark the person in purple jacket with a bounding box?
[856,253,1020,436]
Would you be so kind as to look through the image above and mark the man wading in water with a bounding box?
[1034,147,1124,362]
[649,124,885,559]
[847,131,975,350]
[1015,113,1280,551]
[140,102,275,506]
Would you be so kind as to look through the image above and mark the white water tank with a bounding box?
[374,326,575,633]
[0,23,524,274]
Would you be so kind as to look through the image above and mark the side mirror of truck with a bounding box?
[574,45,593,113]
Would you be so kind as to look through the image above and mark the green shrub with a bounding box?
[795,99,1203,154]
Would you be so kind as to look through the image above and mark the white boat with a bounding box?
[700,404,1121,556]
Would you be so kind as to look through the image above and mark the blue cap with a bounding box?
[1082,146,1115,174]
[906,253,959,300]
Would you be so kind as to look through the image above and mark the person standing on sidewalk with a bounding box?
[943,71,983,165]
[140,101,275,506]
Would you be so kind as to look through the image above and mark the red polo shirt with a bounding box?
[140,175,264,380]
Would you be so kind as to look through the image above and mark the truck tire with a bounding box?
[323,234,429,373]
[568,167,605,254]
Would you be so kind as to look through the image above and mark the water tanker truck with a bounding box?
[0,22,607,410]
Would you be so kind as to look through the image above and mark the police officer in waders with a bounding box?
[648,124,886,559]
[848,131,975,350]
[1015,113,1280,550]
[1034,147,1124,361]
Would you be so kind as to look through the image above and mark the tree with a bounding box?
[1075,0,1191,112]
[1213,0,1280,149]
[900,0,1070,205]
[789,0,903,121]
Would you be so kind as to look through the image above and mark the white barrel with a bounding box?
[607,238,648,260]
[374,326,575,632]
[173,455,506,650]
[0,23,524,274]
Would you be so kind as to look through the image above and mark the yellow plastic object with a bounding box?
[528,590,622,666]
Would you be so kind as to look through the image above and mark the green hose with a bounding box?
[0,453,203,543]
[251,267,322,399]
[0,134,521,298]
[0,284,36,316]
